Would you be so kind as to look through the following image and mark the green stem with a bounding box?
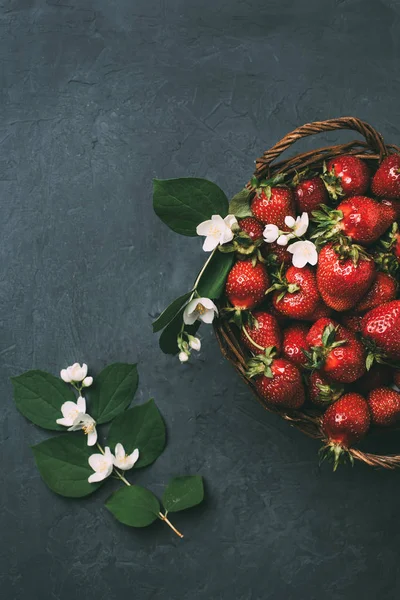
[192,247,217,290]
[158,512,184,538]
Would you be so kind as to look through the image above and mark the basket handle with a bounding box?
[254,117,387,178]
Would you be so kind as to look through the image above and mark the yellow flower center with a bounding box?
[83,421,95,435]
[195,303,206,315]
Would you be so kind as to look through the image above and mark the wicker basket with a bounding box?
[214,117,400,469]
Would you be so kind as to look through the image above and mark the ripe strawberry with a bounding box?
[353,272,397,313]
[269,265,322,320]
[321,155,369,200]
[225,260,270,310]
[371,154,400,199]
[305,318,366,383]
[316,241,376,311]
[262,241,292,267]
[293,176,328,213]
[282,323,310,368]
[382,198,400,219]
[357,364,393,395]
[308,371,344,407]
[367,387,400,427]
[312,197,395,246]
[308,301,332,322]
[241,311,282,355]
[247,349,305,409]
[251,186,295,228]
[321,393,370,469]
[238,217,264,241]
[361,300,400,360]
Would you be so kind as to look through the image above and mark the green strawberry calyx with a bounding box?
[303,324,346,371]
[246,347,278,379]
[320,161,345,201]
[265,263,300,302]
[318,442,354,472]
[315,381,344,405]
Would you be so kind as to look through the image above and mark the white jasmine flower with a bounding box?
[88,447,114,483]
[68,413,98,446]
[189,337,201,351]
[183,297,218,325]
[56,396,86,427]
[179,351,189,363]
[288,240,318,268]
[196,214,237,251]
[60,362,88,383]
[286,212,309,237]
[113,443,139,471]
[263,224,280,243]
[82,376,93,388]
[277,234,290,246]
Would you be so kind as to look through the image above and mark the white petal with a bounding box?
[277,235,289,246]
[129,448,140,466]
[202,234,220,252]
[224,214,238,229]
[88,453,105,471]
[200,309,216,324]
[210,214,226,227]
[82,376,93,387]
[263,224,279,243]
[56,417,73,426]
[88,471,107,483]
[198,297,218,311]
[76,396,86,413]
[291,251,308,268]
[219,226,234,245]
[196,219,213,236]
[87,428,98,446]
[308,248,319,266]
[189,337,201,351]
[285,216,296,228]
[287,240,304,255]
[294,212,309,237]
[81,364,88,379]
[60,369,71,383]
[115,443,125,460]
[182,309,198,325]
[60,401,79,418]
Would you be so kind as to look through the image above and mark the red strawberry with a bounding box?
[339,313,363,333]
[306,318,366,383]
[361,300,400,360]
[357,364,393,395]
[282,323,310,368]
[382,198,400,219]
[371,154,400,199]
[262,241,292,267]
[251,186,295,228]
[367,387,400,427]
[321,393,370,469]
[312,197,395,246]
[241,311,282,355]
[238,217,264,241]
[269,265,321,320]
[225,260,270,310]
[322,155,369,200]
[293,176,328,213]
[316,242,376,311]
[353,272,397,313]
[247,349,305,409]
[307,301,332,322]
[308,371,344,407]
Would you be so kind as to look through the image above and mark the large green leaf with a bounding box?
[105,485,160,527]
[229,188,253,217]
[152,291,193,333]
[162,476,204,513]
[153,178,229,236]
[89,363,138,424]
[107,399,166,468]
[32,433,102,498]
[159,310,200,355]
[12,370,76,431]
[197,250,234,299]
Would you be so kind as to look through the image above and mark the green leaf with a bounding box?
[153,178,229,236]
[32,433,102,498]
[228,188,253,217]
[105,485,160,527]
[90,363,138,424]
[107,399,166,468]
[12,370,76,431]
[159,310,200,355]
[197,251,234,299]
[152,291,193,333]
[162,476,204,513]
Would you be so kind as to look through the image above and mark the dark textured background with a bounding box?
[2,0,400,598]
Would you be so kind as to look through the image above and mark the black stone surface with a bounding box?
[2,0,400,598]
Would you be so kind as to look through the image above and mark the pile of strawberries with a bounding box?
[223,154,400,468]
